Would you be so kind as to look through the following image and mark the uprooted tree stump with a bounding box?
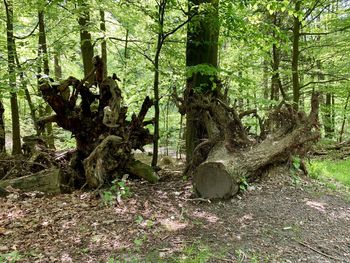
[182,93,320,199]
[37,55,157,189]
[84,135,158,188]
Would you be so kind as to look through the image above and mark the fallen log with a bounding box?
[127,160,159,183]
[0,169,63,194]
[192,93,320,199]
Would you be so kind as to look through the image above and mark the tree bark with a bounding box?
[151,0,166,168]
[0,101,5,153]
[324,93,334,138]
[192,94,320,199]
[292,0,301,110]
[4,0,21,155]
[185,0,219,163]
[39,68,156,187]
[339,93,349,142]
[14,47,39,135]
[78,4,94,84]
[38,10,55,148]
[84,135,159,188]
[100,10,108,79]
[0,169,63,194]
[54,52,62,81]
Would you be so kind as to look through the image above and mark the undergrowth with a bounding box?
[308,158,350,188]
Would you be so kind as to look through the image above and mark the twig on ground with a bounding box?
[0,166,16,181]
[180,197,211,203]
[296,240,343,261]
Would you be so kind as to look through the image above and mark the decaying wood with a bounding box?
[83,135,125,188]
[38,56,156,188]
[84,135,159,188]
[127,160,159,183]
[191,93,320,199]
[0,169,62,194]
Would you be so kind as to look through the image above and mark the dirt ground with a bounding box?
[0,159,349,263]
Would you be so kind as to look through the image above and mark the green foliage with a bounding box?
[133,235,147,248]
[0,251,22,263]
[1,0,350,153]
[290,156,302,186]
[169,243,214,263]
[308,159,350,188]
[135,215,144,224]
[101,190,116,206]
[101,177,132,206]
[239,176,249,192]
[291,156,301,170]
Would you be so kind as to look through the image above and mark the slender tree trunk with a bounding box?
[122,29,129,90]
[0,101,5,153]
[38,10,55,148]
[339,93,350,142]
[54,52,62,81]
[177,114,183,160]
[151,1,166,167]
[152,50,161,167]
[271,42,284,100]
[165,100,170,156]
[14,42,39,134]
[78,4,94,84]
[100,10,107,79]
[332,94,335,135]
[292,0,301,110]
[324,93,333,138]
[185,0,219,163]
[4,0,21,155]
[316,59,333,139]
[263,58,269,100]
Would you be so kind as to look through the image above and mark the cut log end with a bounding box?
[193,162,239,199]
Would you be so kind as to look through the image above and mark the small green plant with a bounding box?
[135,215,144,224]
[290,156,303,186]
[239,177,249,191]
[101,177,132,206]
[174,243,213,263]
[115,179,132,199]
[0,251,22,263]
[133,234,148,251]
[291,156,301,170]
[101,190,116,206]
[291,172,301,186]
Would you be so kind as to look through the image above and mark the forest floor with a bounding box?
[0,155,350,263]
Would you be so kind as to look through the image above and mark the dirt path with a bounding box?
[0,165,349,262]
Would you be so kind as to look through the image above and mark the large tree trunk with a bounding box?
[191,94,320,199]
[185,0,219,163]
